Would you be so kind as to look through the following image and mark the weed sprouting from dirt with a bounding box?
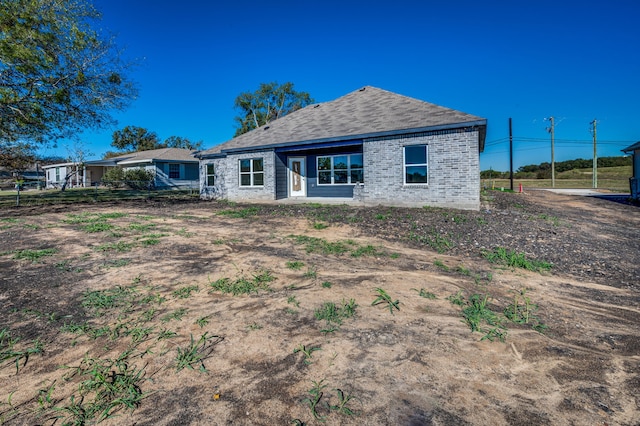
[0,329,43,373]
[175,332,223,372]
[217,207,260,219]
[412,288,437,299]
[287,235,351,255]
[314,299,357,333]
[56,353,148,424]
[482,247,552,272]
[286,261,305,270]
[12,248,57,262]
[208,269,275,296]
[293,344,321,365]
[172,285,200,299]
[371,288,400,315]
[504,288,547,333]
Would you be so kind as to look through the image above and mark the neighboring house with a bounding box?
[622,141,640,199]
[43,148,199,189]
[197,86,487,210]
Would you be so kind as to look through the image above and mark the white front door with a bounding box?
[288,157,306,197]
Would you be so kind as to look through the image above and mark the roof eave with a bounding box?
[201,119,487,158]
[622,141,640,153]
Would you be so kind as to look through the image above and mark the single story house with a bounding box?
[197,86,486,210]
[43,148,199,189]
[622,141,640,199]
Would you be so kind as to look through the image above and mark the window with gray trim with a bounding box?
[169,163,180,179]
[317,154,363,185]
[206,164,215,186]
[404,145,428,184]
[239,158,264,187]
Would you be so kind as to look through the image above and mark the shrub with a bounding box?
[102,167,125,188]
[123,168,155,190]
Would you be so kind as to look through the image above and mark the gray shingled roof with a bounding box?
[200,86,486,157]
[108,147,198,163]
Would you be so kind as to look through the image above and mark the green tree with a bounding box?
[233,82,314,136]
[0,0,137,145]
[111,126,162,152]
[0,143,35,175]
[164,136,203,150]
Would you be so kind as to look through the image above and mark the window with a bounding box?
[169,163,180,179]
[404,145,428,184]
[206,164,215,186]
[317,154,363,185]
[239,158,264,187]
[55,167,60,182]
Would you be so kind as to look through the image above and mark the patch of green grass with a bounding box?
[175,332,223,372]
[13,248,57,262]
[504,288,547,333]
[129,222,156,232]
[412,288,437,299]
[56,353,147,424]
[55,260,83,273]
[312,222,329,230]
[173,285,199,299]
[482,247,552,272]
[350,244,383,257]
[371,288,400,315]
[94,241,134,252]
[446,290,465,306]
[455,265,471,276]
[102,258,132,268]
[217,207,260,219]
[288,235,352,255]
[82,222,115,233]
[433,259,449,271]
[81,286,137,316]
[98,212,128,219]
[537,213,560,227]
[161,308,187,322]
[314,299,357,333]
[0,328,44,373]
[286,260,305,270]
[194,316,210,328]
[209,270,274,296]
[321,281,332,289]
[287,295,300,307]
[303,266,317,279]
[246,322,262,331]
[408,229,454,253]
[157,329,178,340]
[175,227,195,237]
[139,238,160,246]
[22,223,40,230]
[459,294,507,342]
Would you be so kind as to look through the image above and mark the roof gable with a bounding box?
[200,86,486,157]
[622,141,640,153]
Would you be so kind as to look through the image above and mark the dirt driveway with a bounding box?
[0,191,638,425]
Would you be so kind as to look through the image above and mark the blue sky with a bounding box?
[41,0,640,171]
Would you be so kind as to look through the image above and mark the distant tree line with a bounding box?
[481,156,631,179]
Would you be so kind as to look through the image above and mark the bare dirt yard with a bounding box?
[0,190,638,425]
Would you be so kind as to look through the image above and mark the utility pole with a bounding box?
[590,119,598,188]
[509,118,514,191]
[546,116,555,188]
